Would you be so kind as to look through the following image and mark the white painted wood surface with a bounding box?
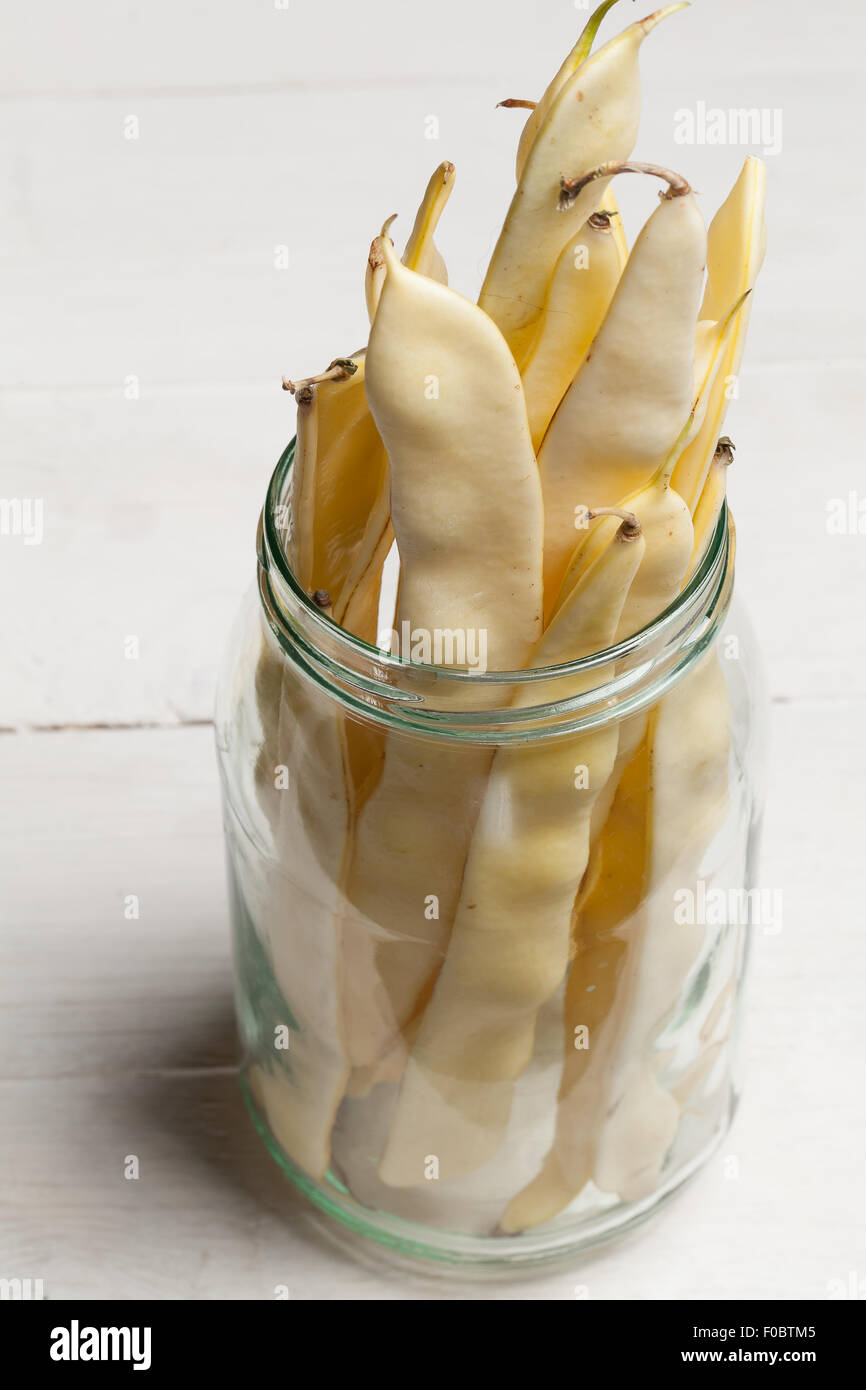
[2,0,864,1299]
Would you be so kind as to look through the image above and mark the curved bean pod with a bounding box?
[520,205,625,450]
[537,163,706,614]
[250,162,462,1164]
[247,390,355,1180]
[378,522,645,1186]
[590,652,732,1200]
[687,435,735,578]
[513,0,624,182]
[500,738,650,1231]
[288,355,389,627]
[479,6,687,365]
[342,233,545,1077]
[402,160,455,281]
[549,294,744,641]
[258,177,465,1161]
[366,163,455,322]
[671,156,767,510]
[502,648,731,1227]
[500,349,741,1228]
[254,388,320,828]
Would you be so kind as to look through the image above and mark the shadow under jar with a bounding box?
[215,440,766,1269]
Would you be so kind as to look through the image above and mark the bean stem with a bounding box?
[283,358,359,395]
[587,210,616,231]
[559,161,691,212]
[587,506,642,540]
[311,588,334,618]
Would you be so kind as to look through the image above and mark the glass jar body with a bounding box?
[215,479,765,1267]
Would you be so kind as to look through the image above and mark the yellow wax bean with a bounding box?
[378,523,645,1186]
[533,303,740,1050]
[550,293,744,640]
[250,387,365,1179]
[281,379,391,910]
[498,337,739,1225]
[402,160,455,281]
[590,652,731,1200]
[552,476,690,649]
[479,6,687,365]
[699,157,767,344]
[342,232,545,1077]
[602,185,630,265]
[279,164,458,629]
[513,0,624,182]
[253,538,388,1182]
[366,163,455,322]
[351,165,458,635]
[672,156,767,511]
[256,201,462,1165]
[365,232,544,670]
[542,455,694,1030]
[284,355,390,620]
[502,649,731,1227]
[538,162,706,614]
[251,653,354,1182]
[687,436,735,578]
[254,389,320,828]
[499,738,650,1232]
[365,232,390,324]
[520,206,625,451]
[331,986,567,1235]
[546,302,738,880]
[287,385,319,591]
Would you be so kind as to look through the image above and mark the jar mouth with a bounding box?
[257,439,734,741]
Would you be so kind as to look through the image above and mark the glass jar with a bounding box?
[215,440,766,1268]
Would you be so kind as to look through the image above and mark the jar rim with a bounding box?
[257,439,734,741]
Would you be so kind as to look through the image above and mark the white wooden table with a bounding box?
[2,0,864,1300]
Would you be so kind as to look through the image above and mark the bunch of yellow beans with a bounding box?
[252,0,766,1234]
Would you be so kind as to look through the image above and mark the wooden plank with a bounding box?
[0,1063,856,1300]
[0,386,282,727]
[0,728,233,1078]
[0,703,861,1297]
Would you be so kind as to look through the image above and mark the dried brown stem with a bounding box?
[496,98,537,110]
[283,358,359,395]
[587,210,616,231]
[559,161,691,212]
[587,506,642,540]
[311,589,333,617]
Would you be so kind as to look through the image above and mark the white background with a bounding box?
[1,0,864,1299]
